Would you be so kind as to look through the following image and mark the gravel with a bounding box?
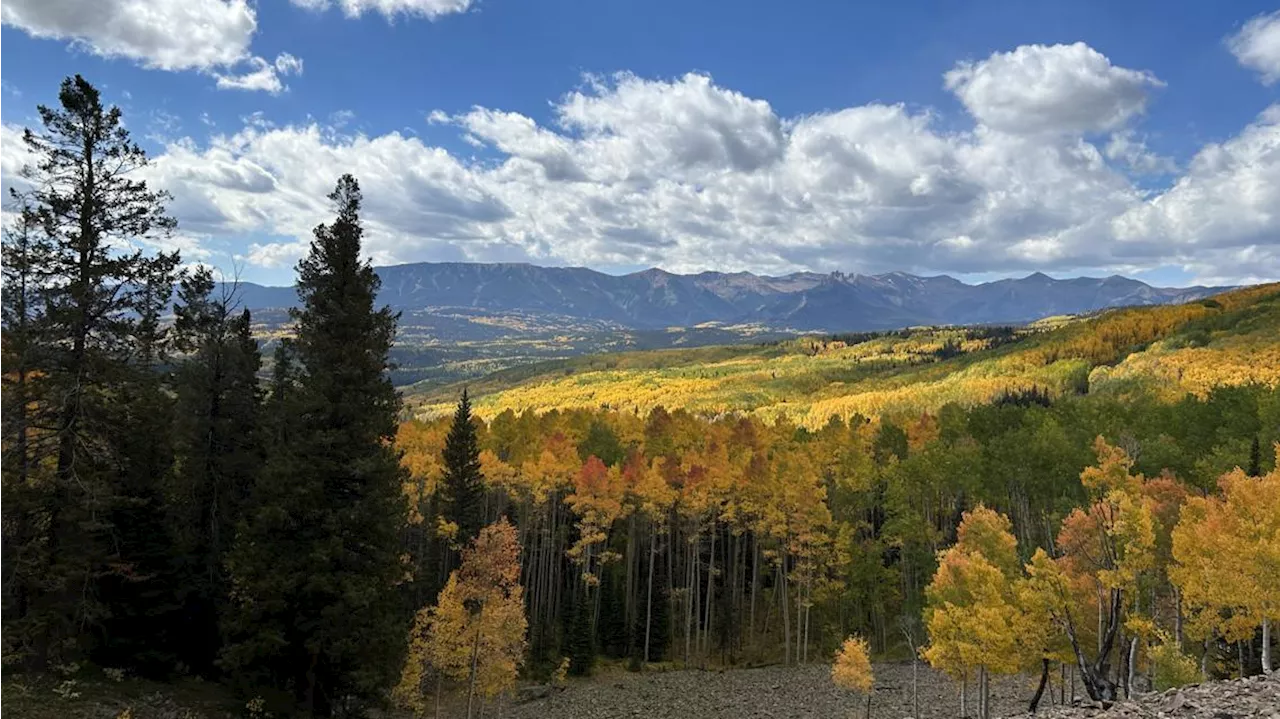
[1005,672,1280,719]
[497,663,1047,719]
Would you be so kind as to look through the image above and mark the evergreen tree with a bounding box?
[1248,435,1262,477]
[96,273,183,674]
[565,588,597,676]
[1,198,52,663]
[441,389,486,555]
[1,75,181,668]
[170,268,263,674]
[223,175,408,715]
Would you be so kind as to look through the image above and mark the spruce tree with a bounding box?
[1,75,181,668]
[441,389,486,555]
[170,268,263,674]
[223,175,408,715]
[96,273,183,674]
[1,199,51,663]
[1248,435,1262,477]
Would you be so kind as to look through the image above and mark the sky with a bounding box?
[2,1,1279,287]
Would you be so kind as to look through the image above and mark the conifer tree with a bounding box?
[223,175,408,715]
[1,202,49,659]
[96,272,184,674]
[170,268,263,673]
[442,389,487,556]
[1,75,181,668]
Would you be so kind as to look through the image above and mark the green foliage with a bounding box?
[442,388,488,549]
[1150,639,1200,690]
[1,74,182,671]
[565,590,596,676]
[222,175,409,715]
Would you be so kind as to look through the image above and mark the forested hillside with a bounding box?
[409,283,1280,427]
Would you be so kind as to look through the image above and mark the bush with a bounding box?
[1150,640,1199,690]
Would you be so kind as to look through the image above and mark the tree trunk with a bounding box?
[703,524,715,659]
[1126,637,1138,696]
[467,606,484,719]
[644,529,656,664]
[1263,618,1272,674]
[1029,658,1050,712]
[1174,587,1184,647]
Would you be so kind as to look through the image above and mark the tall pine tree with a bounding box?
[223,175,408,715]
[170,268,264,674]
[1,75,181,668]
[1,197,51,664]
[441,389,487,562]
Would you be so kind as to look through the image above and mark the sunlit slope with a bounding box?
[408,284,1280,428]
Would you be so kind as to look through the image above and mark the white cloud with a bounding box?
[1229,10,1280,85]
[290,0,472,20]
[1112,104,1280,263]
[215,53,305,94]
[131,70,1139,276]
[3,43,1277,285]
[1,0,300,93]
[1,0,256,71]
[1104,131,1177,175]
[944,42,1163,135]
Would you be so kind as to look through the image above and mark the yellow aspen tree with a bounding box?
[395,519,527,717]
[924,505,1040,719]
[1171,449,1280,674]
[832,634,875,719]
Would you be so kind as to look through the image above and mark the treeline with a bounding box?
[395,380,1279,693]
[2,77,409,716]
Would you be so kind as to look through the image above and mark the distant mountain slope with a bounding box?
[406,283,1280,427]
[228,262,1226,331]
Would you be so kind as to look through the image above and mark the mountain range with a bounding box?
[228,262,1226,332]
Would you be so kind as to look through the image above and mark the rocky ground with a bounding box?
[499,663,1047,719]
[500,665,1280,719]
[1006,672,1279,719]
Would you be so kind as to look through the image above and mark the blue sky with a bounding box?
[3,0,1279,287]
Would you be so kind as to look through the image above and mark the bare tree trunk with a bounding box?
[1238,640,1246,679]
[1029,658,1051,713]
[644,530,656,664]
[780,562,790,665]
[1126,637,1138,696]
[703,524,715,659]
[468,606,484,719]
[1263,618,1273,674]
[685,540,694,666]
[1174,587,1184,647]
[912,648,919,718]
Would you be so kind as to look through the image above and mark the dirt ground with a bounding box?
[497,662,1079,719]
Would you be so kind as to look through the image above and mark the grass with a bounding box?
[1,669,240,719]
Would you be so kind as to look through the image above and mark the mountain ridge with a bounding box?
[226,261,1228,332]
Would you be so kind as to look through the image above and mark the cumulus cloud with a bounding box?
[1229,10,1280,85]
[944,42,1163,135]
[215,53,305,94]
[3,43,1277,285]
[127,60,1162,277]
[290,0,472,20]
[1,0,299,93]
[1111,104,1280,277]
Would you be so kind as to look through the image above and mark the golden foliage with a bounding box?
[832,635,874,694]
[395,519,528,711]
